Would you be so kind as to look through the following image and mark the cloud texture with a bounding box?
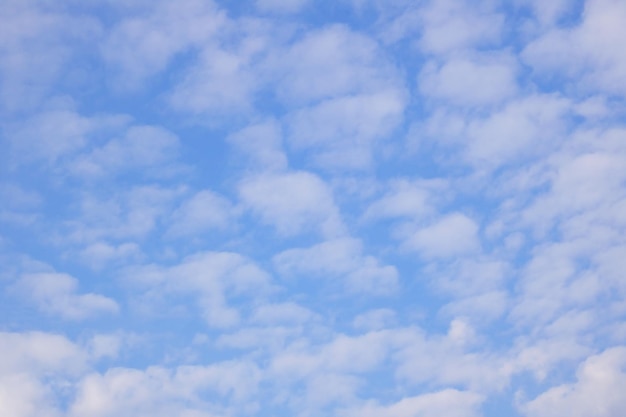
[1,1,626,416]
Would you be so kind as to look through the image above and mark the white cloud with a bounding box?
[167,190,235,237]
[70,361,260,417]
[286,90,405,170]
[511,240,606,328]
[395,330,510,392]
[79,242,142,270]
[273,237,398,295]
[441,291,509,323]
[127,251,271,328]
[594,245,626,297]
[238,171,345,238]
[250,302,315,325]
[362,178,445,221]
[0,1,101,111]
[500,125,626,332]
[69,125,181,179]
[0,331,88,417]
[419,55,518,106]
[303,372,361,409]
[414,94,573,171]
[216,326,301,353]
[266,328,453,412]
[518,0,572,25]
[87,333,125,360]
[11,272,119,320]
[0,373,59,417]
[435,258,508,297]
[62,185,183,244]
[0,183,41,227]
[227,119,288,172]
[352,308,397,331]
[0,184,41,210]
[340,389,484,417]
[523,347,626,417]
[101,0,226,90]
[273,25,399,104]
[169,44,259,117]
[272,24,406,170]
[0,331,87,374]
[417,0,504,54]
[430,258,510,322]
[522,150,626,231]
[377,0,504,53]
[465,94,571,168]
[522,0,626,97]
[402,213,480,259]
[6,108,95,166]
[269,329,397,379]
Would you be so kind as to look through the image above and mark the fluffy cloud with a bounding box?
[167,190,235,237]
[69,125,181,179]
[62,185,183,244]
[273,237,398,294]
[126,251,271,327]
[418,55,518,106]
[362,179,445,221]
[523,347,626,417]
[270,24,406,170]
[250,301,316,326]
[169,43,261,117]
[340,389,484,417]
[523,0,626,96]
[464,94,571,167]
[0,331,87,374]
[286,90,405,170]
[520,0,572,25]
[402,213,480,259]
[0,331,88,417]
[419,0,503,54]
[79,241,142,270]
[101,0,226,90]
[0,0,101,112]
[6,108,97,166]
[227,120,288,172]
[238,171,345,237]
[70,361,261,417]
[352,308,397,331]
[273,25,399,104]
[11,273,119,320]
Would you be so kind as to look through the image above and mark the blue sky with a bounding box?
[1,0,626,416]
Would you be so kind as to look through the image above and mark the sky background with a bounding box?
[1,0,626,416]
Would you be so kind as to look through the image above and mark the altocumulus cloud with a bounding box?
[1,0,626,416]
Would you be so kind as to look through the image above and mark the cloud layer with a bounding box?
[1,1,626,417]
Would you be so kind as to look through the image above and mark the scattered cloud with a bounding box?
[523,347,626,417]
[402,213,480,259]
[238,170,345,237]
[11,272,119,320]
[126,251,271,328]
[274,237,399,294]
[523,0,626,97]
[341,389,484,417]
[1,1,625,417]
